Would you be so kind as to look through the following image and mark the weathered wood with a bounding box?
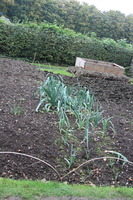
[75,57,125,75]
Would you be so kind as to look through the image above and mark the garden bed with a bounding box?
[0,58,133,186]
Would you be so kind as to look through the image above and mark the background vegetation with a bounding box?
[0,19,133,67]
[1,0,133,45]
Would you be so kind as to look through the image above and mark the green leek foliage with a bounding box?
[35,75,115,166]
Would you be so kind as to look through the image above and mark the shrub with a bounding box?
[0,20,133,67]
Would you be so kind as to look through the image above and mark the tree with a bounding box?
[41,0,62,24]
[0,0,14,15]
[125,14,133,44]
[58,0,81,30]
[95,11,126,40]
[2,0,133,44]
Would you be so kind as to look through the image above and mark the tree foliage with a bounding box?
[2,0,133,44]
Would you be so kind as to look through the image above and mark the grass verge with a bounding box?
[31,63,73,77]
[0,178,133,200]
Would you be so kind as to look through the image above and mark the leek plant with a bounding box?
[102,117,115,137]
[35,75,114,168]
[84,117,90,158]
[64,144,76,168]
[68,97,87,130]
[36,75,66,112]
[58,107,70,133]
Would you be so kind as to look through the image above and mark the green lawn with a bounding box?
[31,63,73,77]
[0,178,133,200]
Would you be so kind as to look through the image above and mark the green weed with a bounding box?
[130,78,133,84]
[12,104,22,115]
[12,98,25,116]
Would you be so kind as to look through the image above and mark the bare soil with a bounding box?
[0,58,133,186]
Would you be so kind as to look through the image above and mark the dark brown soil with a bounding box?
[0,58,133,186]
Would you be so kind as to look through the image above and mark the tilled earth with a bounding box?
[0,58,133,186]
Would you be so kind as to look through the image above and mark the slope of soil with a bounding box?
[0,58,133,186]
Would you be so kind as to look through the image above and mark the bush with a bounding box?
[0,20,133,67]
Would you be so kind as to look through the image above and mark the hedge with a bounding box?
[0,20,133,67]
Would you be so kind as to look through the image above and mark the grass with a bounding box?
[0,178,133,200]
[32,63,66,70]
[39,68,73,76]
[31,63,73,77]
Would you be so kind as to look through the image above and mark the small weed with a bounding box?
[109,159,116,168]
[12,104,22,115]
[114,171,120,181]
[130,78,133,84]
[12,98,25,116]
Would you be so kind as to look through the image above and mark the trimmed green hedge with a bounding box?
[0,20,133,67]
